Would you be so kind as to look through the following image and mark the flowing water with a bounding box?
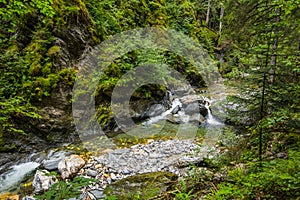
[0,162,40,193]
[142,98,183,126]
[204,99,224,126]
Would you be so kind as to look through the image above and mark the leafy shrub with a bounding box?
[35,176,96,200]
[206,150,300,199]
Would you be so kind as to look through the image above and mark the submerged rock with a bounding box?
[58,155,85,179]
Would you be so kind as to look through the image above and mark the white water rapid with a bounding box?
[0,162,40,193]
[142,97,183,126]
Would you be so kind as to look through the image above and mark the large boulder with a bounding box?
[42,150,71,171]
[58,155,85,179]
[147,104,167,117]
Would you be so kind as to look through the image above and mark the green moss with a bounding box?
[58,68,77,85]
[47,45,60,56]
[96,105,113,127]
[105,172,178,199]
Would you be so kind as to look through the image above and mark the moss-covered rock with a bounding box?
[105,172,178,199]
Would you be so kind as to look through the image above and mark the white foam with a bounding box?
[0,162,40,193]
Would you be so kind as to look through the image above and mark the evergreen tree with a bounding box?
[222,0,300,154]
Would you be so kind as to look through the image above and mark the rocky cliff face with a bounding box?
[12,2,98,149]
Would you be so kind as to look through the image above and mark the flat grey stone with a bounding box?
[86,169,98,177]
[90,189,106,199]
[42,151,71,171]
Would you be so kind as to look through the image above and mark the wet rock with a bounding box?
[189,113,205,124]
[171,104,181,114]
[29,152,47,164]
[210,100,252,125]
[184,103,199,115]
[172,85,194,96]
[148,104,166,117]
[58,155,85,179]
[199,104,208,117]
[29,106,76,142]
[42,151,71,171]
[0,153,25,174]
[32,170,57,194]
[166,114,181,124]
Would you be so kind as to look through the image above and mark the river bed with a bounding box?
[0,83,238,198]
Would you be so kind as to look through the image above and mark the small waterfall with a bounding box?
[204,100,223,126]
[0,162,40,193]
[141,93,223,127]
[142,98,182,126]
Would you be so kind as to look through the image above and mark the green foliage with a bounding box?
[81,0,221,127]
[105,195,117,200]
[0,0,83,145]
[0,97,39,132]
[35,176,96,200]
[85,0,218,49]
[0,0,55,30]
[206,150,300,200]
[1,0,299,198]
[172,179,195,200]
[0,97,40,150]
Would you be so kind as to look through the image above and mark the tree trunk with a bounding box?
[269,8,281,85]
[206,0,211,26]
[219,6,224,33]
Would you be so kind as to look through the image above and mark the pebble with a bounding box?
[74,139,218,191]
[36,139,221,197]
[86,169,98,177]
[110,173,117,181]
